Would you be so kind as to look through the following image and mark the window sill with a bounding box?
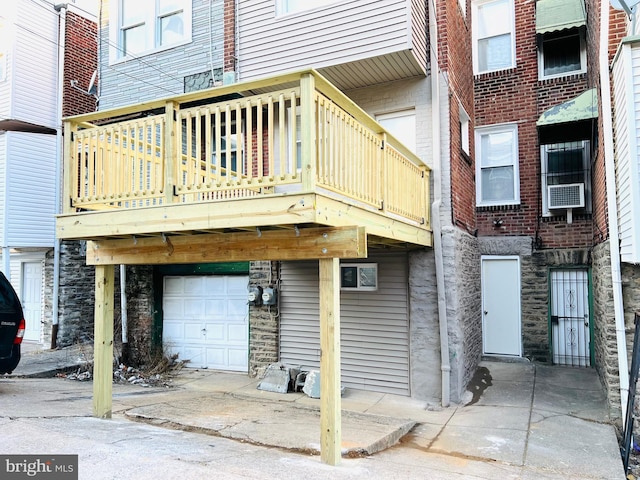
[476,204,521,212]
[473,67,517,80]
[542,212,592,222]
[109,38,192,65]
[538,71,586,84]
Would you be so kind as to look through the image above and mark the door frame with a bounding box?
[481,255,522,357]
[21,260,43,343]
[547,267,594,366]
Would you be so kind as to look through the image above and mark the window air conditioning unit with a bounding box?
[548,183,585,209]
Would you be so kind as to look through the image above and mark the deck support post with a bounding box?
[93,264,115,419]
[319,257,341,465]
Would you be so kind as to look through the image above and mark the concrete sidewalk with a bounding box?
[11,344,626,479]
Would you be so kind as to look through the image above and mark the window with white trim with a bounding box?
[540,141,591,216]
[111,0,192,60]
[475,124,519,206]
[472,0,515,74]
[340,264,378,291]
[276,0,339,16]
[459,104,470,156]
[538,29,586,79]
[376,110,417,153]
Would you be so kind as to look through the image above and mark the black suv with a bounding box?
[0,271,25,374]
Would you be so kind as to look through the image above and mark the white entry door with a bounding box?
[162,275,249,371]
[22,262,43,342]
[481,256,521,356]
[550,269,590,366]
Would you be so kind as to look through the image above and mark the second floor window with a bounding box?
[541,141,591,215]
[472,0,515,74]
[115,0,191,59]
[475,124,519,206]
[538,29,586,79]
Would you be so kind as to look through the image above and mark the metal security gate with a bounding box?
[550,269,591,366]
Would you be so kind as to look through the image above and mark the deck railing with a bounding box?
[64,70,430,228]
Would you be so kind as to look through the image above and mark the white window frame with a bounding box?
[459,0,467,16]
[540,141,591,216]
[475,123,520,206]
[340,263,378,291]
[275,0,341,16]
[459,104,470,156]
[376,109,417,154]
[538,30,587,80]
[472,0,516,74]
[109,0,192,63]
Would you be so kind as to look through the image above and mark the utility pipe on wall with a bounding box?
[599,0,629,425]
[429,0,451,407]
[51,2,68,349]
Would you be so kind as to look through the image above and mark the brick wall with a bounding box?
[439,0,476,233]
[224,0,236,75]
[63,11,98,117]
[473,0,593,249]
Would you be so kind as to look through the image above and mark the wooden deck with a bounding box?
[62,70,433,465]
[57,70,432,251]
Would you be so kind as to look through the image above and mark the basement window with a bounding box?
[340,264,378,291]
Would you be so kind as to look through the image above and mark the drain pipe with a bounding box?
[599,0,629,425]
[51,2,68,349]
[429,0,450,407]
[120,264,128,362]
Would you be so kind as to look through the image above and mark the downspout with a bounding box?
[599,0,629,424]
[429,0,450,407]
[51,3,68,349]
[120,264,128,362]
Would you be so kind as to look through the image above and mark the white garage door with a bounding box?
[162,275,249,371]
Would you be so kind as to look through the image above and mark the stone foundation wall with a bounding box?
[408,249,441,403]
[122,265,154,365]
[479,237,592,364]
[248,261,279,377]
[591,241,621,421]
[442,226,482,403]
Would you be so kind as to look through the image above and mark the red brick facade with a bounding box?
[438,0,476,233]
[62,11,97,117]
[224,0,236,74]
[473,0,595,249]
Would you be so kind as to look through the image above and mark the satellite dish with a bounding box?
[610,0,640,15]
[70,70,98,98]
[87,70,97,96]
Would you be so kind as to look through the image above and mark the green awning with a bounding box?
[537,89,598,127]
[536,0,587,34]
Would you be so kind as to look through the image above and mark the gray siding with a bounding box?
[280,254,410,396]
[5,132,56,247]
[237,0,426,82]
[99,0,225,109]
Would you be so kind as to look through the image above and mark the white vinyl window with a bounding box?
[540,141,590,216]
[472,0,515,74]
[475,124,519,206]
[111,0,192,60]
[376,110,417,154]
[276,0,339,16]
[459,104,470,156]
[538,30,586,79]
[340,264,378,291]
